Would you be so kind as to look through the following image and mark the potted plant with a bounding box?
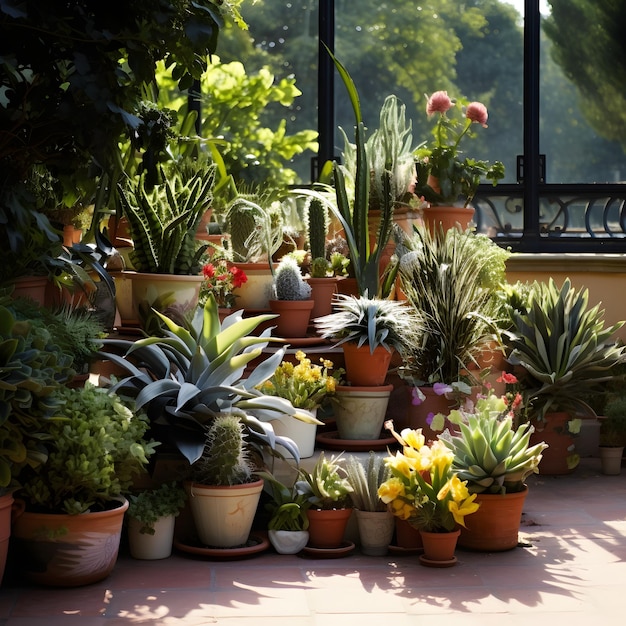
[295,452,354,550]
[396,225,501,441]
[598,395,626,475]
[100,295,318,469]
[414,90,505,231]
[257,350,342,459]
[433,378,548,551]
[268,254,314,338]
[11,383,158,586]
[126,482,187,560]
[505,277,626,475]
[378,421,480,566]
[199,255,249,318]
[344,453,394,555]
[259,472,311,554]
[185,413,265,549]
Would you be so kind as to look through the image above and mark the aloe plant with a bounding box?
[505,278,626,420]
[100,295,318,465]
[294,452,353,510]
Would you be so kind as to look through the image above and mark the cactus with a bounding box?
[310,256,331,278]
[192,414,254,486]
[303,196,329,261]
[273,255,312,300]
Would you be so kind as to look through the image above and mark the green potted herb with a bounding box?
[126,482,187,560]
[12,383,158,586]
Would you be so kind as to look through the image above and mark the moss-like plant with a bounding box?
[19,383,159,514]
[127,482,187,534]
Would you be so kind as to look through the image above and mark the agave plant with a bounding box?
[99,295,320,465]
[439,394,548,494]
[505,277,626,420]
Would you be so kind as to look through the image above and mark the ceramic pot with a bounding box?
[268,530,309,554]
[185,479,264,548]
[306,508,353,549]
[531,412,578,475]
[334,384,393,440]
[419,528,460,565]
[458,486,528,552]
[268,299,314,337]
[355,510,395,556]
[127,515,176,560]
[599,446,624,475]
[342,343,393,386]
[228,262,275,310]
[11,498,128,587]
[270,409,318,459]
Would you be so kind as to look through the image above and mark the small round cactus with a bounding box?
[273,256,312,301]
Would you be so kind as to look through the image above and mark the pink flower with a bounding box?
[426,91,452,115]
[433,382,453,396]
[466,102,488,127]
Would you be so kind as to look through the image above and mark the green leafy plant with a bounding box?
[127,482,187,535]
[294,452,353,510]
[314,293,417,356]
[19,383,158,514]
[259,472,311,531]
[505,278,626,421]
[414,90,504,206]
[599,395,626,447]
[100,295,318,466]
[344,452,390,512]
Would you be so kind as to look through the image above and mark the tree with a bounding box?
[544,0,626,149]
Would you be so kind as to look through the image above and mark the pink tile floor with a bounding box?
[1,456,625,625]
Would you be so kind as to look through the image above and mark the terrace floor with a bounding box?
[0,456,625,626]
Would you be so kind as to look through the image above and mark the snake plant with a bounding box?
[99,295,319,465]
[505,277,626,420]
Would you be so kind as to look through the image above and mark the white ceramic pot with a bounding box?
[268,529,309,554]
[270,409,318,459]
[127,515,176,560]
[334,384,393,440]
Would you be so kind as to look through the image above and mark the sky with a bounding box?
[502,0,551,15]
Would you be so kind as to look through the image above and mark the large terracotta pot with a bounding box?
[10,275,48,306]
[419,528,460,564]
[531,412,578,475]
[458,486,528,552]
[268,299,314,338]
[422,205,475,233]
[185,479,263,548]
[342,343,393,386]
[11,498,128,587]
[334,384,393,440]
[306,508,353,549]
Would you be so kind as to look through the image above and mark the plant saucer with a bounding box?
[174,532,269,560]
[418,554,457,568]
[301,540,355,559]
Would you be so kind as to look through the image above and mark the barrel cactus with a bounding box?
[273,256,311,301]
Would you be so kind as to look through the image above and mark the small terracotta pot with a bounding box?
[306,508,353,549]
[342,343,393,386]
[268,299,314,338]
[419,528,460,563]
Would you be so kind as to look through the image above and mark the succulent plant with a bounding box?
[273,255,311,300]
[344,452,390,512]
[295,452,353,510]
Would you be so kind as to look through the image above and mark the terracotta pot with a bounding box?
[419,528,460,563]
[306,276,340,321]
[334,384,393,440]
[406,385,457,443]
[422,205,475,233]
[127,514,176,560]
[185,479,263,548]
[0,494,13,585]
[11,498,128,587]
[342,343,393,386]
[335,277,359,297]
[268,299,314,338]
[394,517,423,550]
[458,486,528,552]
[11,275,48,306]
[306,508,353,549]
[531,412,578,475]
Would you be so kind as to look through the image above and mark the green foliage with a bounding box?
[601,397,626,447]
[441,394,548,494]
[119,163,215,275]
[295,452,353,510]
[127,482,187,535]
[315,293,417,357]
[191,414,254,486]
[397,226,499,385]
[273,256,311,301]
[19,383,158,514]
[100,295,317,465]
[303,197,329,261]
[506,278,626,420]
[259,472,311,531]
[344,453,390,512]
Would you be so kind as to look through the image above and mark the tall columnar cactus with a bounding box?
[304,197,329,261]
[273,256,312,300]
[193,414,254,486]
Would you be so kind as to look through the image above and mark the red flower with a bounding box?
[496,372,517,385]
[466,101,488,127]
[202,263,216,279]
[230,266,248,289]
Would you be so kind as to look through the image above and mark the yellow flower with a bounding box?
[378,477,406,503]
[401,428,425,451]
[448,493,480,527]
[388,498,415,520]
[386,451,414,479]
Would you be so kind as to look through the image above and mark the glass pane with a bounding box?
[541,2,626,183]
